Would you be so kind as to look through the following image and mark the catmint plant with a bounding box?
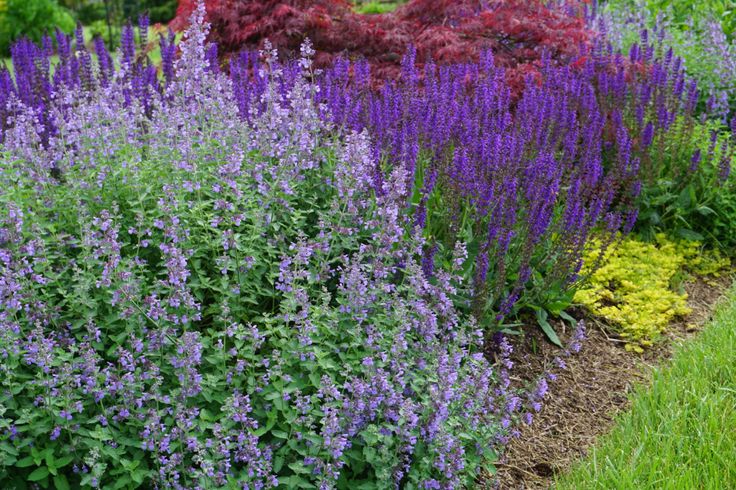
[0,3,528,489]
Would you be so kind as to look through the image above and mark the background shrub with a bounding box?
[604,0,736,38]
[172,0,593,96]
[599,0,736,118]
[0,0,75,54]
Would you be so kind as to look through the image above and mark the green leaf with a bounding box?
[27,466,49,482]
[122,459,140,472]
[131,468,148,484]
[677,186,692,208]
[53,474,70,490]
[271,430,289,439]
[536,309,562,347]
[0,442,19,456]
[263,390,282,401]
[546,300,570,316]
[89,426,113,441]
[16,456,35,468]
[362,445,378,462]
[273,455,284,473]
[114,475,133,489]
[283,475,315,489]
[45,452,56,474]
[558,310,578,327]
[253,415,277,437]
[676,228,704,242]
[288,462,311,475]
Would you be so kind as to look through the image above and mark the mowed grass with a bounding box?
[353,1,401,14]
[556,282,736,490]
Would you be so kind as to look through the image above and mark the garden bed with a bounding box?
[2,0,736,488]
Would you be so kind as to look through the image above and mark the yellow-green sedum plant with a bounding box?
[574,234,730,352]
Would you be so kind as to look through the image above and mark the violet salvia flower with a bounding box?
[121,22,136,69]
[689,148,702,172]
[94,35,113,87]
[641,121,654,148]
[138,14,150,48]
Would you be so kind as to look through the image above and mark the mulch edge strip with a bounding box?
[489,272,734,490]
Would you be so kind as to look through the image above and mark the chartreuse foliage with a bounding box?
[556,283,736,490]
[574,235,730,352]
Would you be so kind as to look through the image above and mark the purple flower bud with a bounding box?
[641,122,654,148]
[689,149,702,172]
[50,426,61,441]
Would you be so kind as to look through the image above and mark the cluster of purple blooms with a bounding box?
[0,4,536,489]
[595,1,736,121]
[1,1,735,489]
[307,26,733,318]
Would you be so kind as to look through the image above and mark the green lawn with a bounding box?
[556,282,736,490]
[353,1,401,14]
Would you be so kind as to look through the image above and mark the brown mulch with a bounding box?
[487,273,733,490]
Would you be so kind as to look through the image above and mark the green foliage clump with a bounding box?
[139,0,179,24]
[0,0,75,54]
[636,119,736,249]
[608,0,736,39]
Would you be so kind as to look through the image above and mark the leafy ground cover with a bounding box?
[574,234,730,351]
[556,282,736,489]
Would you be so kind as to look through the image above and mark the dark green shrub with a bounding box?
[0,0,75,54]
[139,0,178,23]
